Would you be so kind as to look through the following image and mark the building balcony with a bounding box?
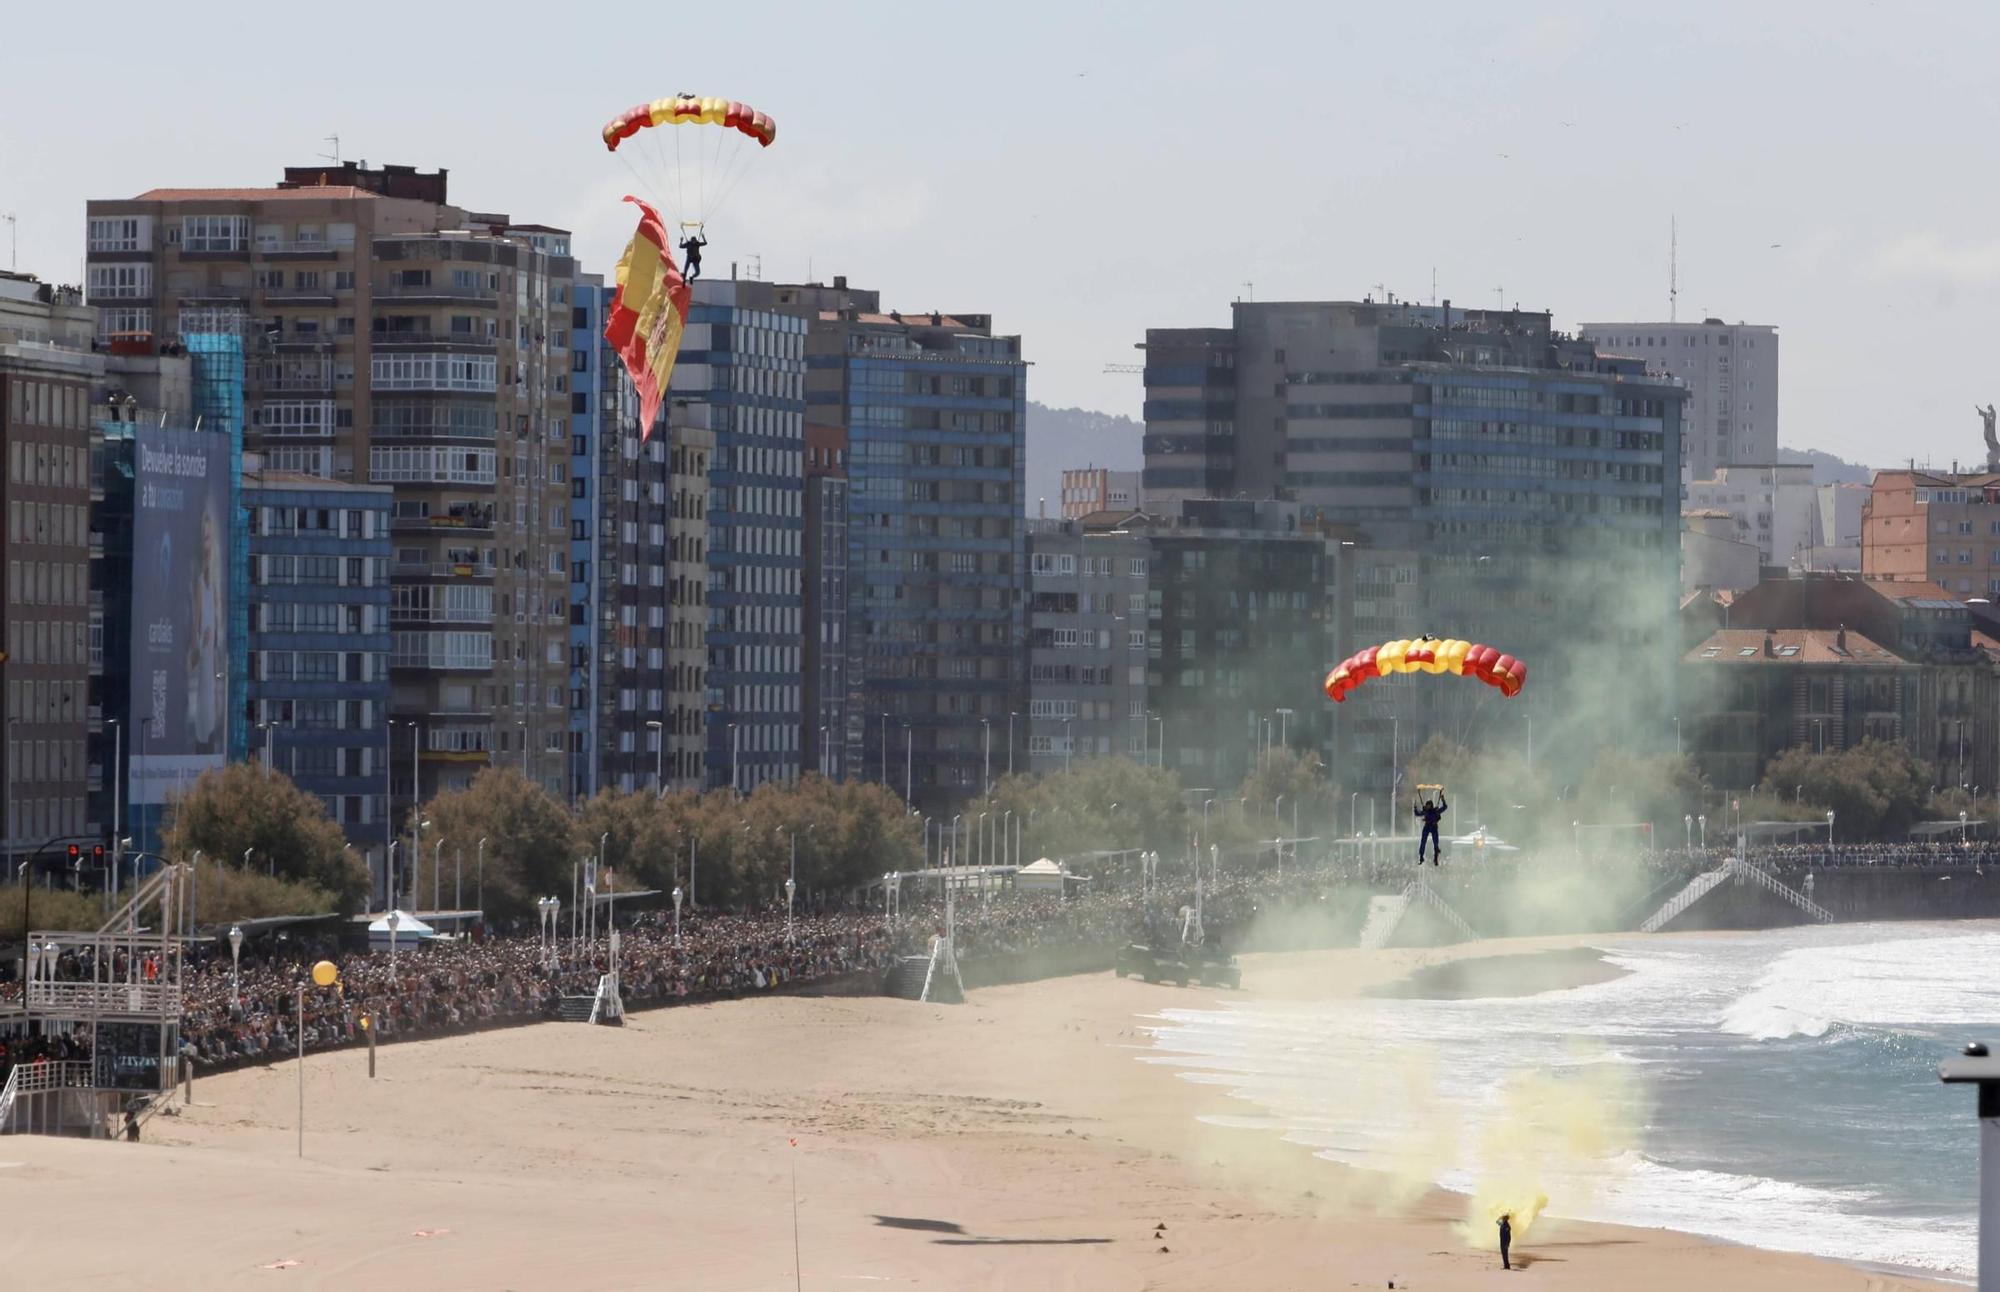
[391,509,495,535]
[374,283,500,305]
[257,241,345,259]
[390,558,494,581]
[369,333,498,352]
[265,288,338,306]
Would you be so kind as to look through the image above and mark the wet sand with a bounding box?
[0,933,1954,1290]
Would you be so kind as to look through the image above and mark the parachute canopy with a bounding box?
[602,95,777,151]
[1323,636,1526,704]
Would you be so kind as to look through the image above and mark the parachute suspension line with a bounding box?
[703,142,759,230]
[674,124,688,231]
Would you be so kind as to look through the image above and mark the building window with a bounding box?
[180,215,249,253]
[87,216,149,252]
[86,263,151,301]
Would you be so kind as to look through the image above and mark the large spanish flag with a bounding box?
[603,195,690,440]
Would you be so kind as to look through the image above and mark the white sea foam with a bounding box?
[1140,922,2000,1277]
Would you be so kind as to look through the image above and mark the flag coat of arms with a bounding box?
[603,195,691,440]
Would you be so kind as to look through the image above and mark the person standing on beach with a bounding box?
[1497,1213,1512,1270]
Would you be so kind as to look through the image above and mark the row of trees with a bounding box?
[89,730,1980,934]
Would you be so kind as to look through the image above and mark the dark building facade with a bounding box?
[244,470,391,865]
[1141,300,1686,793]
[802,419,848,780]
[1144,500,1334,794]
[1,275,101,866]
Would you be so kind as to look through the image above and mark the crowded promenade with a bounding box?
[9,835,2000,1088]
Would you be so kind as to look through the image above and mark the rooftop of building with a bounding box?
[1685,627,1906,665]
[129,185,378,202]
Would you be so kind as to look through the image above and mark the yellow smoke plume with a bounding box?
[1459,1049,1645,1250]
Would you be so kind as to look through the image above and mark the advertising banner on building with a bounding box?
[130,425,230,807]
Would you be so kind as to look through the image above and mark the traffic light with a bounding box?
[91,845,106,863]
[65,844,80,862]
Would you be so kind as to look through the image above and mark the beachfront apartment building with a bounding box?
[84,164,578,830]
[0,272,101,871]
[670,279,807,794]
[1026,514,1150,776]
[243,469,392,867]
[760,278,1026,809]
[802,419,849,781]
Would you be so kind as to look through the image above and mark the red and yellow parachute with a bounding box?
[1323,636,1526,703]
[602,95,777,151]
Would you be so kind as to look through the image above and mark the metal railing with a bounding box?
[25,980,181,1016]
[1732,858,1833,922]
[0,1061,97,1134]
[1639,867,1730,933]
[1407,878,1480,941]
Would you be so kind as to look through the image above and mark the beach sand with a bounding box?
[0,933,1956,1290]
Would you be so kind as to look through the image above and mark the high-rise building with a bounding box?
[84,165,578,838]
[802,420,848,780]
[1140,501,1334,791]
[763,280,1027,808]
[670,279,807,793]
[1139,299,1687,789]
[1026,514,1150,775]
[0,272,100,869]
[566,275,611,801]
[1138,328,1236,508]
[1577,319,1777,482]
[664,421,712,791]
[1058,466,1140,520]
[243,468,391,876]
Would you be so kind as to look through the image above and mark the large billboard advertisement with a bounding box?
[130,425,230,808]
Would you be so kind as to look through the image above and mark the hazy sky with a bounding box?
[2,1,1995,468]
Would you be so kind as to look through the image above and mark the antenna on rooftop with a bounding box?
[1,213,14,271]
[1670,215,1679,323]
[321,135,341,165]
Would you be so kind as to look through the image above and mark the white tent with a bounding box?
[1015,858,1068,894]
[1447,828,1519,854]
[366,909,437,952]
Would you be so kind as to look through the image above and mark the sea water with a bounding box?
[1140,921,1998,1279]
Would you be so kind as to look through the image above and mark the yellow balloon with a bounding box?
[311,960,339,988]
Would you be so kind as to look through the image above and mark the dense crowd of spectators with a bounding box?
[10,832,2000,1086]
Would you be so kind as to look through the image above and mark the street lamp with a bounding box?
[1826,810,1836,848]
[1698,814,1707,850]
[982,717,992,798]
[228,923,244,1010]
[476,837,489,911]
[671,884,683,946]
[431,835,445,912]
[1962,810,1970,845]
[784,875,796,947]
[387,909,401,964]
